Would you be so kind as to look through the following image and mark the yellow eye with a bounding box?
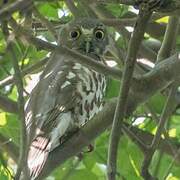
[94,29,105,40]
[69,30,80,39]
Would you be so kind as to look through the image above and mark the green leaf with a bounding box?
[92,163,106,179]
[117,136,143,180]
[0,160,12,180]
[0,113,20,145]
[0,112,6,126]
[105,79,120,98]
[83,155,96,170]
[151,152,180,179]
[105,4,129,18]
[38,3,59,20]
[148,93,166,114]
[67,169,98,180]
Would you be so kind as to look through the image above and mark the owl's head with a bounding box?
[59,18,109,57]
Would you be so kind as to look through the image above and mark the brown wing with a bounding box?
[25,51,78,179]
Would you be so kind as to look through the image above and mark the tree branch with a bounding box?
[65,0,80,18]
[122,123,180,163]
[89,3,157,62]
[141,82,178,179]
[0,0,33,20]
[32,9,180,180]
[95,0,180,14]
[7,17,180,116]
[0,94,18,113]
[8,17,123,80]
[28,52,180,180]
[0,57,48,88]
[32,7,58,40]
[6,34,28,179]
[37,97,180,179]
[157,16,180,62]
[107,9,152,180]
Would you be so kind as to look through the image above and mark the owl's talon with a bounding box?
[76,144,94,160]
[83,144,94,153]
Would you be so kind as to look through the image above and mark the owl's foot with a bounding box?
[84,144,94,153]
[76,144,94,160]
[134,0,167,11]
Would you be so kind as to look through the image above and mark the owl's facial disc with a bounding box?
[69,25,107,55]
[60,18,109,57]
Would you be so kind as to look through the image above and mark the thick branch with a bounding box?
[128,53,180,115]
[96,0,180,14]
[8,17,123,80]
[37,29,180,180]
[122,123,180,163]
[7,37,28,179]
[37,97,180,179]
[90,3,157,61]
[157,16,180,62]
[107,9,152,180]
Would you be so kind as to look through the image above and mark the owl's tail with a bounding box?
[27,136,51,179]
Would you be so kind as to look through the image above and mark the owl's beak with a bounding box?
[85,40,91,53]
[81,28,94,53]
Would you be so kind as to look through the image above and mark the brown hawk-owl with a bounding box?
[25,18,109,179]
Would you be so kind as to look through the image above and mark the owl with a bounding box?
[25,18,109,179]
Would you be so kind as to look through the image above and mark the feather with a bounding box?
[27,136,50,179]
[24,18,108,179]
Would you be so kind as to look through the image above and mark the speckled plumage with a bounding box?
[25,18,109,179]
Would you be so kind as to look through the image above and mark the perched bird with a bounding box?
[25,18,109,179]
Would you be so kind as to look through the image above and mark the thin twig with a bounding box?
[0,57,48,88]
[0,0,33,19]
[163,147,180,179]
[8,15,180,116]
[36,105,180,179]
[157,16,180,62]
[145,103,177,156]
[6,35,28,180]
[65,0,81,18]
[33,7,58,40]
[107,9,152,180]
[90,3,157,61]
[8,17,123,80]
[141,82,178,179]
[78,0,97,17]
[33,54,180,179]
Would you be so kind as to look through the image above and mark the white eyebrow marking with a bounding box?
[81,27,93,35]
